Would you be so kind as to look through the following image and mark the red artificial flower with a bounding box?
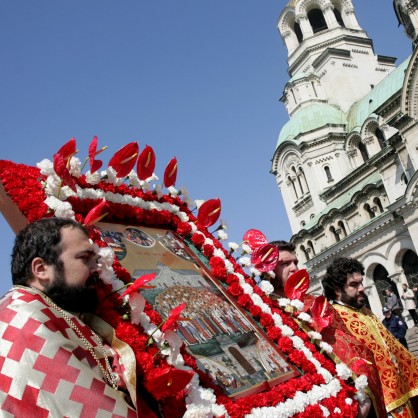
[197,198,221,228]
[108,142,139,178]
[56,137,77,163]
[137,145,156,180]
[83,199,108,227]
[311,295,332,331]
[176,221,192,236]
[242,229,268,251]
[161,302,187,332]
[88,135,106,173]
[121,273,157,298]
[164,157,178,187]
[143,367,194,400]
[250,243,279,272]
[53,153,77,192]
[284,269,310,300]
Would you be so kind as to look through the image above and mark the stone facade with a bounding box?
[272,0,418,324]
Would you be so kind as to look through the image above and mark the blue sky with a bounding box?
[0,1,412,296]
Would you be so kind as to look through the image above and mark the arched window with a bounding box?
[364,203,376,219]
[298,166,309,193]
[402,250,418,287]
[294,21,303,43]
[308,9,328,34]
[324,166,333,182]
[373,197,384,214]
[307,240,315,256]
[337,221,347,238]
[374,265,396,310]
[333,8,345,27]
[375,128,386,149]
[301,245,310,261]
[358,141,369,162]
[401,173,409,185]
[330,226,340,242]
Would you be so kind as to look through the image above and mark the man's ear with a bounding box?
[30,257,52,290]
[334,287,342,300]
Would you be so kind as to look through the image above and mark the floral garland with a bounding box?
[0,140,366,417]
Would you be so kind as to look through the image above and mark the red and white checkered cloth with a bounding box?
[0,287,137,417]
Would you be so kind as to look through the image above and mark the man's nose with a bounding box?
[289,262,298,272]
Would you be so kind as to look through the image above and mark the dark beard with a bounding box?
[45,272,100,313]
[340,292,365,309]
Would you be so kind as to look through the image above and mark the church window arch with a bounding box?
[402,250,418,287]
[372,197,384,214]
[358,141,369,162]
[294,21,303,43]
[401,172,409,186]
[375,128,386,149]
[364,203,376,219]
[324,165,333,182]
[333,8,345,27]
[307,240,315,255]
[307,8,328,33]
[301,245,310,261]
[374,264,396,309]
[297,166,309,193]
[330,226,340,243]
[337,220,347,238]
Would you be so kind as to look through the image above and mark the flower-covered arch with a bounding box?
[0,137,365,417]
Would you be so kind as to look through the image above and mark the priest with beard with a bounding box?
[321,257,418,418]
[0,217,158,417]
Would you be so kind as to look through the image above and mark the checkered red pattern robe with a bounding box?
[0,287,138,417]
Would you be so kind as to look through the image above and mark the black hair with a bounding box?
[11,217,88,285]
[269,240,296,253]
[322,257,365,300]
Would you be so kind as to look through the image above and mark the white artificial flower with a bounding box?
[280,324,294,337]
[129,293,146,324]
[319,405,330,416]
[297,312,312,323]
[154,183,163,198]
[241,283,254,295]
[290,299,304,311]
[167,186,178,196]
[219,219,228,230]
[36,159,54,176]
[307,331,322,341]
[241,243,253,254]
[128,171,141,187]
[278,297,291,308]
[250,267,261,277]
[292,335,305,349]
[319,341,333,353]
[336,363,352,380]
[213,248,225,259]
[259,280,274,295]
[228,242,240,252]
[69,156,82,177]
[194,199,205,209]
[44,196,75,219]
[85,170,102,185]
[238,256,252,267]
[345,398,353,405]
[217,230,228,241]
[266,270,275,279]
[334,407,341,413]
[105,166,124,186]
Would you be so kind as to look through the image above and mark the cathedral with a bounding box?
[271,0,418,318]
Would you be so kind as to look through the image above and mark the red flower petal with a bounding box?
[88,136,104,174]
[57,137,77,162]
[121,272,157,297]
[137,145,156,181]
[243,229,268,250]
[197,198,222,228]
[108,142,139,178]
[251,243,279,272]
[143,367,194,400]
[53,153,77,192]
[161,302,186,332]
[83,199,108,227]
[284,269,310,300]
[163,157,177,187]
[311,295,332,331]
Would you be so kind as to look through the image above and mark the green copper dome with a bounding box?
[276,103,346,149]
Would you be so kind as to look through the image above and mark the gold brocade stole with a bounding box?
[329,304,418,415]
[83,314,138,410]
